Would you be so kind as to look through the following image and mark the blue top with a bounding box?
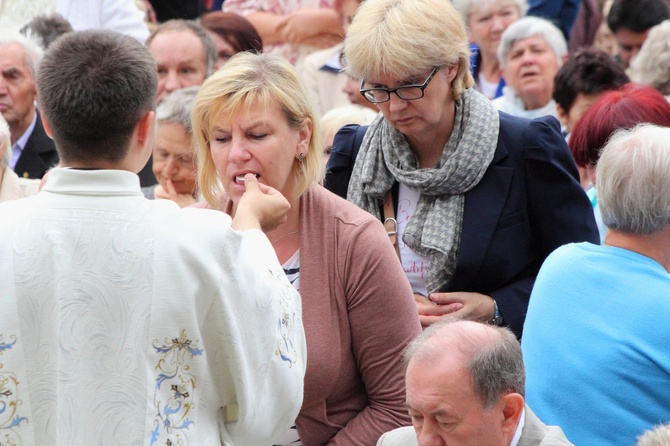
[523,242,670,446]
[469,43,505,99]
[586,187,606,243]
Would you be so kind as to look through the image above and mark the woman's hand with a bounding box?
[232,174,290,231]
[154,180,197,208]
[420,292,496,327]
[414,293,463,328]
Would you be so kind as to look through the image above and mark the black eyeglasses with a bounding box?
[359,67,441,104]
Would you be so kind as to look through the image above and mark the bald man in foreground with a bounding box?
[378,320,573,446]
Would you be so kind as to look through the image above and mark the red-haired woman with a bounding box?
[570,83,670,242]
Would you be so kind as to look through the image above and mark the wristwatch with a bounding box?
[490,299,503,326]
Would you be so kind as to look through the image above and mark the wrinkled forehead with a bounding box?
[509,33,551,52]
[149,29,206,63]
[0,43,32,73]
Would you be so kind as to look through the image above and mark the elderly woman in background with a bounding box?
[0,114,39,202]
[338,0,598,337]
[192,52,421,446]
[493,16,567,118]
[628,19,670,99]
[453,0,528,99]
[199,11,263,70]
[569,83,670,242]
[142,86,199,207]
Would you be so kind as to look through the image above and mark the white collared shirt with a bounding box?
[510,407,526,446]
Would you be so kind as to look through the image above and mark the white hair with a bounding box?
[628,20,670,95]
[0,31,44,78]
[497,16,567,68]
[156,86,199,133]
[0,114,11,167]
[637,423,670,446]
[597,124,670,234]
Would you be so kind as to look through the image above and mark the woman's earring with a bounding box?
[298,152,304,162]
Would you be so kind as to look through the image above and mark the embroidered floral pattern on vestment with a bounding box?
[150,330,203,446]
[0,334,27,445]
[270,268,300,367]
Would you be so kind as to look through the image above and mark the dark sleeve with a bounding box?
[491,115,599,336]
[523,116,599,252]
[324,124,368,199]
[527,0,581,40]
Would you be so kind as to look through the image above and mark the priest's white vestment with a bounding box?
[0,168,306,446]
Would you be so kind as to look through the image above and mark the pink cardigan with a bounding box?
[201,184,421,445]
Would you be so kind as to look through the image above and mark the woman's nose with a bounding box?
[387,91,408,113]
[227,137,252,162]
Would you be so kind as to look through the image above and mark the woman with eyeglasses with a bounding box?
[329,0,599,338]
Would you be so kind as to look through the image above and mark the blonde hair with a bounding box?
[192,52,322,207]
[320,105,377,142]
[344,0,474,100]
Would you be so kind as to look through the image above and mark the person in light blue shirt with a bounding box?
[522,123,670,446]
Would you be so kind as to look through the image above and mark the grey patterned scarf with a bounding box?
[347,88,500,292]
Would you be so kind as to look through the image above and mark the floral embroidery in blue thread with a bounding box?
[150,330,203,446]
[270,268,299,367]
[0,334,27,445]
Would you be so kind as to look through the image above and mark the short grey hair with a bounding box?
[0,31,44,79]
[597,124,670,234]
[146,19,217,77]
[637,423,670,446]
[404,320,525,410]
[628,20,670,95]
[0,114,10,167]
[497,16,567,68]
[156,86,199,133]
[453,0,528,24]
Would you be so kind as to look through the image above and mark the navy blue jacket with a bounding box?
[324,112,599,338]
[13,110,58,179]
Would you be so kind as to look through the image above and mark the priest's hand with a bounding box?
[232,173,290,232]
